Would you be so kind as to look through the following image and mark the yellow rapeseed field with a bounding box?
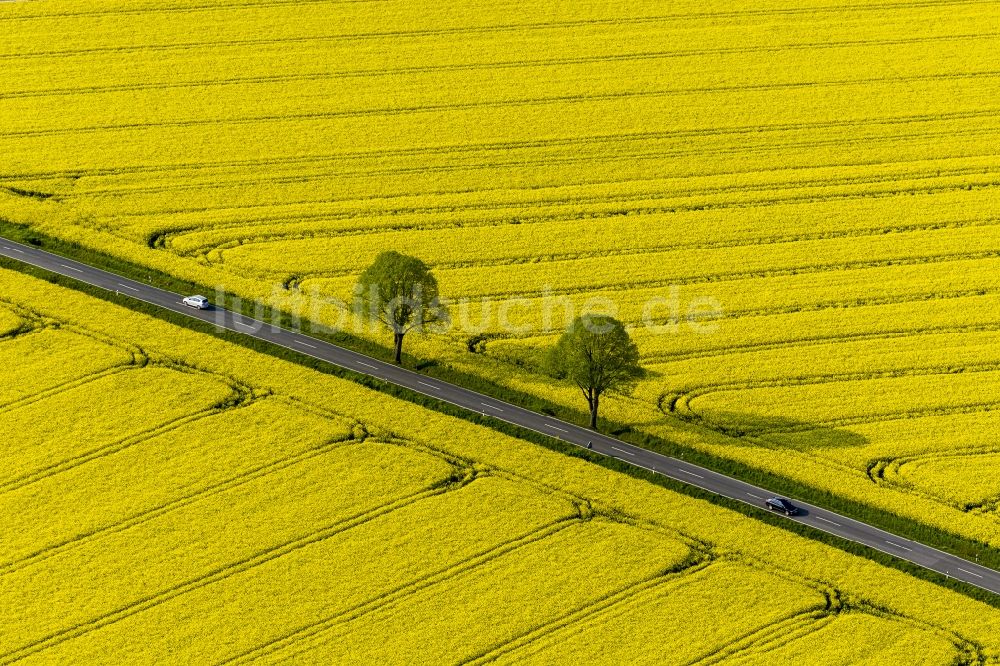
[3,267,1000,662]
[2,0,1000,549]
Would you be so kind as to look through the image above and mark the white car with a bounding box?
[182,295,210,310]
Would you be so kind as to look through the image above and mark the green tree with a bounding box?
[546,314,643,430]
[356,251,448,364]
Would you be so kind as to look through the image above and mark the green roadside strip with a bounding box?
[1,219,998,607]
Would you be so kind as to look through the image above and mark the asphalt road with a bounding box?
[3,236,1000,595]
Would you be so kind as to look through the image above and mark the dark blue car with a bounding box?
[765,497,799,516]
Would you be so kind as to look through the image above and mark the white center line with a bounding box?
[8,247,24,253]
[676,468,705,479]
[815,516,842,528]
[611,445,635,456]
[234,321,256,329]
[418,381,441,390]
[747,492,764,500]
[60,263,83,273]
[117,283,140,292]
[481,402,503,412]
[544,423,568,433]
[293,340,317,349]
[957,567,984,579]
[885,540,913,552]
[357,361,377,369]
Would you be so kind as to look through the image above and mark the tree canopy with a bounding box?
[546,314,643,430]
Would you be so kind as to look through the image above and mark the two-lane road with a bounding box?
[3,236,999,595]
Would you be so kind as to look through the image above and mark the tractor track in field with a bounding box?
[225,511,708,664]
[0,398,369,577]
[0,41,995,103]
[103,156,1000,224]
[0,474,478,664]
[1,0,993,58]
[4,86,1000,140]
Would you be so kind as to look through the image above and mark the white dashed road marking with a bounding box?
[676,468,705,479]
[958,567,984,579]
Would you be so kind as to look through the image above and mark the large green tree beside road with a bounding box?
[546,314,643,430]
[356,251,448,364]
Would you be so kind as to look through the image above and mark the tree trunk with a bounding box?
[393,332,404,364]
[589,392,599,430]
